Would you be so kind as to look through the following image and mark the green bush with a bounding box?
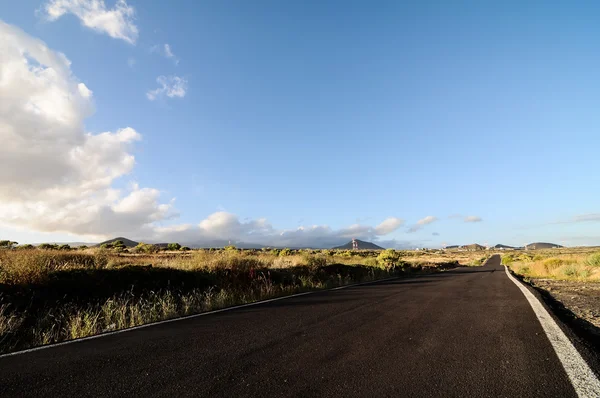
[0,240,18,249]
[167,243,182,251]
[134,243,159,254]
[377,249,401,270]
[501,255,514,265]
[38,243,59,250]
[279,248,292,257]
[562,265,578,277]
[586,252,600,267]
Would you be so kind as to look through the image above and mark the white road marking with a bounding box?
[504,265,600,397]
[0,276,398,359]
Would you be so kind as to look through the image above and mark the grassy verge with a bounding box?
[502,248,600,281]
[0,248,465,354]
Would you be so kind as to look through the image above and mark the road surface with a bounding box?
[1,255,596,397]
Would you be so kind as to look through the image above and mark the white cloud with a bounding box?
[0,20,171,237]
[374,217,404,235]
[42,0,138,44]
[150,43,179,65]
[147,75,187,100]
[464,216,482,223]
[408,215,438,233]
[143,212,405,248]
[0,20,415,248]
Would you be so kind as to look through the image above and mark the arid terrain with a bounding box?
[0,244,486,354]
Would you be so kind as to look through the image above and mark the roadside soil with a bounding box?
[530,278,600,341]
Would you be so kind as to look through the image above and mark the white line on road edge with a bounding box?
[504,265,600,397]
[0,276,399,359]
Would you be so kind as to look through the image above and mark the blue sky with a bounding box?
[0,0,599,247]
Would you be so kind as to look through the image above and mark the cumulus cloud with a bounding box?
[464,216,482,223]
[408,215,438,233]
[146,75,187,100]
[374,217,404,235]
[0,20,411,248]
[0,20,171,237]
[142,213,405,248]
[42,0,138,44]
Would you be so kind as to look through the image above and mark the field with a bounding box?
[501,247,600,281]
[502,247,600,339]
[0,246,487,354]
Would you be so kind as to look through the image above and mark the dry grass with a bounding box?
[502,248,600,282]
[0,247,476,353]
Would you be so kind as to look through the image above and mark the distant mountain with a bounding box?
[33,241,96,247]
[332,239,384,250]
[444,245,460,249]
[460,243,486,251]
[525,242,563,250]
[96,237,139,248]
[493,244,516,250]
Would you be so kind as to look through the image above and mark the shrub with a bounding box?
[543,258,564,271]
[58,244,71,251]
[180,246,191,251]
[562,265,578,278]
[586,252,600,267]
[0,240,17,249]
[38,243,58,250]
[279,248,292,257]
[224,245,237,252]
[17,244,34,250]
[134,243,159,254]
[167,243,182,251]
[377,249,401,270]
[501,255,514,265]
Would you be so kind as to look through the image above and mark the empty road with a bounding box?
[1,255,598,397]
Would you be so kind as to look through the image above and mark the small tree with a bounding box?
[17,244,34,250]
[0,240,17,249]
[167,242,182,251]
[58,244,71,251]
[180,246,191,251]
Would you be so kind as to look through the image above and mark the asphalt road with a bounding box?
[0,255,589,397]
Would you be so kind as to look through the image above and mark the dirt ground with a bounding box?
[530,279,600,332]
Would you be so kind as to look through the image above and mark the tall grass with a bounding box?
[505,251,600,281]
[1,248,424,353]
